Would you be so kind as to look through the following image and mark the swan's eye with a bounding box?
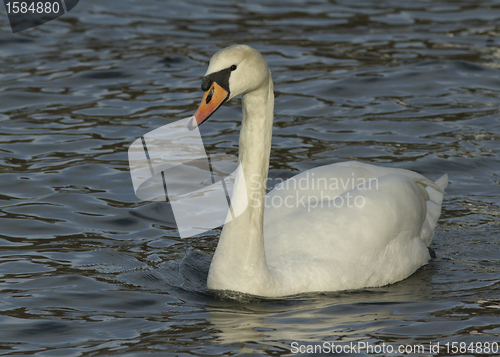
[230,65,237,71]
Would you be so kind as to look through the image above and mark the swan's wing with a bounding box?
[263,164,447,291]
[265,162,447,247]
[265,172,428,257]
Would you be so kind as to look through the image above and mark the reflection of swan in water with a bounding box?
[206,264,436,347]
[191,45,448,297]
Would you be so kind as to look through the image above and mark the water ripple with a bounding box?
[0,0,499,355]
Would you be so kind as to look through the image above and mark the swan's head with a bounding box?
[192,45,269,127]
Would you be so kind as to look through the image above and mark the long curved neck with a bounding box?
[207,73,275,295]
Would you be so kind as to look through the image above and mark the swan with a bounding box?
[190,44,448,297]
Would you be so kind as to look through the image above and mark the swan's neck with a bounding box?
[207,74,275,295]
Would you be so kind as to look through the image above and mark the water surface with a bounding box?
[0,0,499,356]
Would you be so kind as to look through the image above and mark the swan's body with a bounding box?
[192,45,447,297]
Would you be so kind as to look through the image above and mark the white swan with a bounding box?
[191,45,448,297]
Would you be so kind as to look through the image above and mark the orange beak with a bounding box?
[192,82,229,128]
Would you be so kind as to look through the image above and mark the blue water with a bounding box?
[0,0,499,356]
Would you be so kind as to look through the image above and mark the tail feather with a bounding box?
[415,176,446,200]
[418,174,448,247]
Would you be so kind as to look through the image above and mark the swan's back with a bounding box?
[263,162,447,295]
